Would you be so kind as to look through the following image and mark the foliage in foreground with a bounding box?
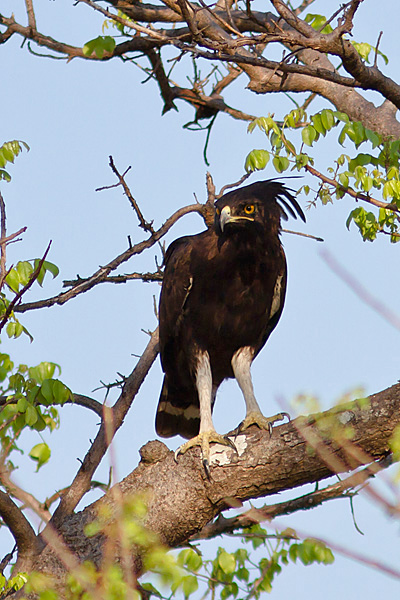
[9,497,333,600]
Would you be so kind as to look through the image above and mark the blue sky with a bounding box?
[1,0,400,597]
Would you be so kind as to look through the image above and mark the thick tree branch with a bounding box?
[3,1,400,138]
[32,382,400,582]
[0,490,39,562]
[192,455,393,541]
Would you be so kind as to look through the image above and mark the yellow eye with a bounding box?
[244,204,255,215]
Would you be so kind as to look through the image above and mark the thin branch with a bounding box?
[192,456,392,541]
[0,192,7,291]
[0,227,27,246]
[106,157,155,234]
[24,0,37,30]
[49,328,159,529]
[293,0,315,16]
[320,249,400,331]
[0,468,51,524]
[63,271,163,287]
[218,172,251,197]
[305,164,399,212]
[282,228,324,242]
[15,203,204,313]
[0,393,103,418]
[0,241,51,330]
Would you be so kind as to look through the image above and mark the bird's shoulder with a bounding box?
[163,229,216,271]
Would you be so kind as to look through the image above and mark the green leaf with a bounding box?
[304,13,333,34]
[40,379,54,404]
[29,442,51,470]
[53,379,72,404]
[311,113,326,136]
[272,155,289,173]
[178,548,203,572]
[181,575,198,598]
[5,268,20,293]
[16,261,33,286]
[140,583,162,598]
[0,169,11,182]
[6,322,16,338]
[29,362,59,384]
[218,551,236,574]
[244,149,270,172]
[25,404,38,426]
[43,260,59,279]
[301,125,317,146]
[83,36,116,58]
[16,397,28,412]
[338,172,349,188]
[320,109,335,131]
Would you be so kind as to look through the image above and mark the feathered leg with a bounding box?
[232,347,289,434]
[175,351,236,475]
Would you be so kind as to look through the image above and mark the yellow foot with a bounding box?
[174,431,237,477]
[236,411,290,436]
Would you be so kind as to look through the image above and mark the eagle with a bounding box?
[156,180,305,472]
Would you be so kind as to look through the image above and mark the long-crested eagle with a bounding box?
[156,180,305,472]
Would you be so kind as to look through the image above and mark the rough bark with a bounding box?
[21,382,400,589]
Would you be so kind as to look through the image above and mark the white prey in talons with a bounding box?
[231,347,290,435]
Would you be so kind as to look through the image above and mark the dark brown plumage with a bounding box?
[156,180,305,468]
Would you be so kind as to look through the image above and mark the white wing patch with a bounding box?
[269,274,283,319]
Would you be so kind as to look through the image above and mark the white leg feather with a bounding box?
[195,351,214,433]
[232,346,288,434]
[231,346,261,416]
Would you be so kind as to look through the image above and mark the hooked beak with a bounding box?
[219,205,254,232]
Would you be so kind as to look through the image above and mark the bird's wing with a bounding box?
[157,234,203,439]
[159,235,195,368]
[258,248,288,354]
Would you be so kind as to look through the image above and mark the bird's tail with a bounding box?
[155,376,200,439]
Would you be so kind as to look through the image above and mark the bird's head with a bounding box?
[214,180,305,238]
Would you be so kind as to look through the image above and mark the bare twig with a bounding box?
[282,228,323,242]
[218,172,251,197]
[15,203,204,313]
[0,192,7,291]
[0,468,51,524]
[24,0,37,30]
[106,157,155,234]
[320,249,400,331]
[63,272,163,286]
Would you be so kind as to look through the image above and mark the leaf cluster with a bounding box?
[245,108,400,242]
[2,259,59,341]
[0,141,29,182]
[0,356,72,473]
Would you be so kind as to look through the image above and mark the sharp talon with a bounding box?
[282,411,291,422]
[224,436,238,454]
[203,459,210,479]
[268,423,273,437]
[174,449,181,463]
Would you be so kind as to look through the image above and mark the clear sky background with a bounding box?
[1,0,400,597]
